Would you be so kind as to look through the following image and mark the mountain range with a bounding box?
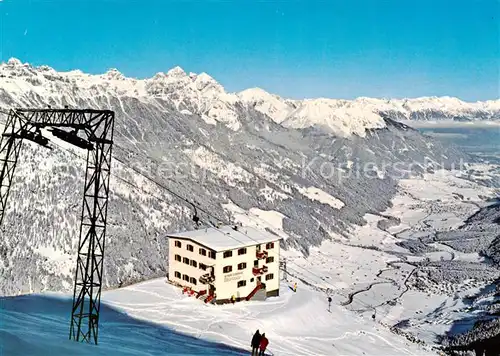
[0,57,492,296]
[2,58,499,138]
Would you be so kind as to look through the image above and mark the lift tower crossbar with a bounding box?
[0,108,115,345]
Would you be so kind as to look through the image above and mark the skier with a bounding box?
[259,333,269,356]
[293,282,297,292]
[327,296,332,312]
[251,330,261,356]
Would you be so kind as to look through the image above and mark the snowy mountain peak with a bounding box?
[7,57,23,66]
[238,87,292,124]
[195,72,216,82]
[192,72,224,93]
[38,65,56,73]
[238,87,282,102]
[166,66,186,78]
[103,68,125,80]
[145,67,225,97]
[152,72,167,79]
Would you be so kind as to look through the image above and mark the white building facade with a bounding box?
[167,225,281,303]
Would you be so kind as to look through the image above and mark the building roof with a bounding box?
[166,225,281,252]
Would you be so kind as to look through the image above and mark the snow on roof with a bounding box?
[166,225,281,252]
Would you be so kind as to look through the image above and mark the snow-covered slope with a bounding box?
[0,278,436,355]
[102,278,437,355]
[0,58,473,296]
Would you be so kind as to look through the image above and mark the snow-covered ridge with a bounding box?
[239,88,500,135]
[1,58,499,138]
[0,57,242,131]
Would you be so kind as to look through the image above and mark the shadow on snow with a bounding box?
[0,294,249,355]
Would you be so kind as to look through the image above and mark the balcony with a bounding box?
[256,250,268,260]
[252,265,268,276]
[199,273,215,284]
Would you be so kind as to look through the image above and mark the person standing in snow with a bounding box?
[251,330,261,355]
[259,333,269,356]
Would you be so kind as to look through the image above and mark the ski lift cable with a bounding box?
[0,113,210,226]
[0,112,411,324]
[0,115,395,323]
[44,139,207,228]
[105,153,426,325]
[104,148,408,317]
[46,137,359,308]
[109,146,341,283]
[112,154,206,223]
[111,143,225,224]
[0,112,415,325]
[0,116,403,322]
[110,153,426,325]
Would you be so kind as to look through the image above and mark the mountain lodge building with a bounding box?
[167,225,281,304]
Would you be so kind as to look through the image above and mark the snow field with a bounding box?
[102,278,436,355]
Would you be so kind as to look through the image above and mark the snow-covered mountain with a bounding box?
[238,88,500,135]
[0,58,476,296]
[3,58,498,138]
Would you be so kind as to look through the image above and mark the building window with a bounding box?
[190,260,198,268]
[183,257,190,265]
[175,241,182,248]
[237,262,247,270]
[254,260,258,267]
[223,251,232,258]
[265,273,274,281]
[266,242,274,249]
[237,280,246,288]
[250,278,254,282]
[187,244,194,252]
[199,263,207,271]
[266,256,274,264]
[190,277,197,285]
[199,248,206,256]
[174,271,181,278]
[183,274,189,281]
[208,251,216,259]
[175,254,181,262]
[223,266,232,273]
[238,248,247,255]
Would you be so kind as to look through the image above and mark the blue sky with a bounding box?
[0,0,498,100]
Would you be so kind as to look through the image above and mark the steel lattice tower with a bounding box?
[0,108,114,345]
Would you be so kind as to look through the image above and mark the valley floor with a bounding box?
[281,164,500,349]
